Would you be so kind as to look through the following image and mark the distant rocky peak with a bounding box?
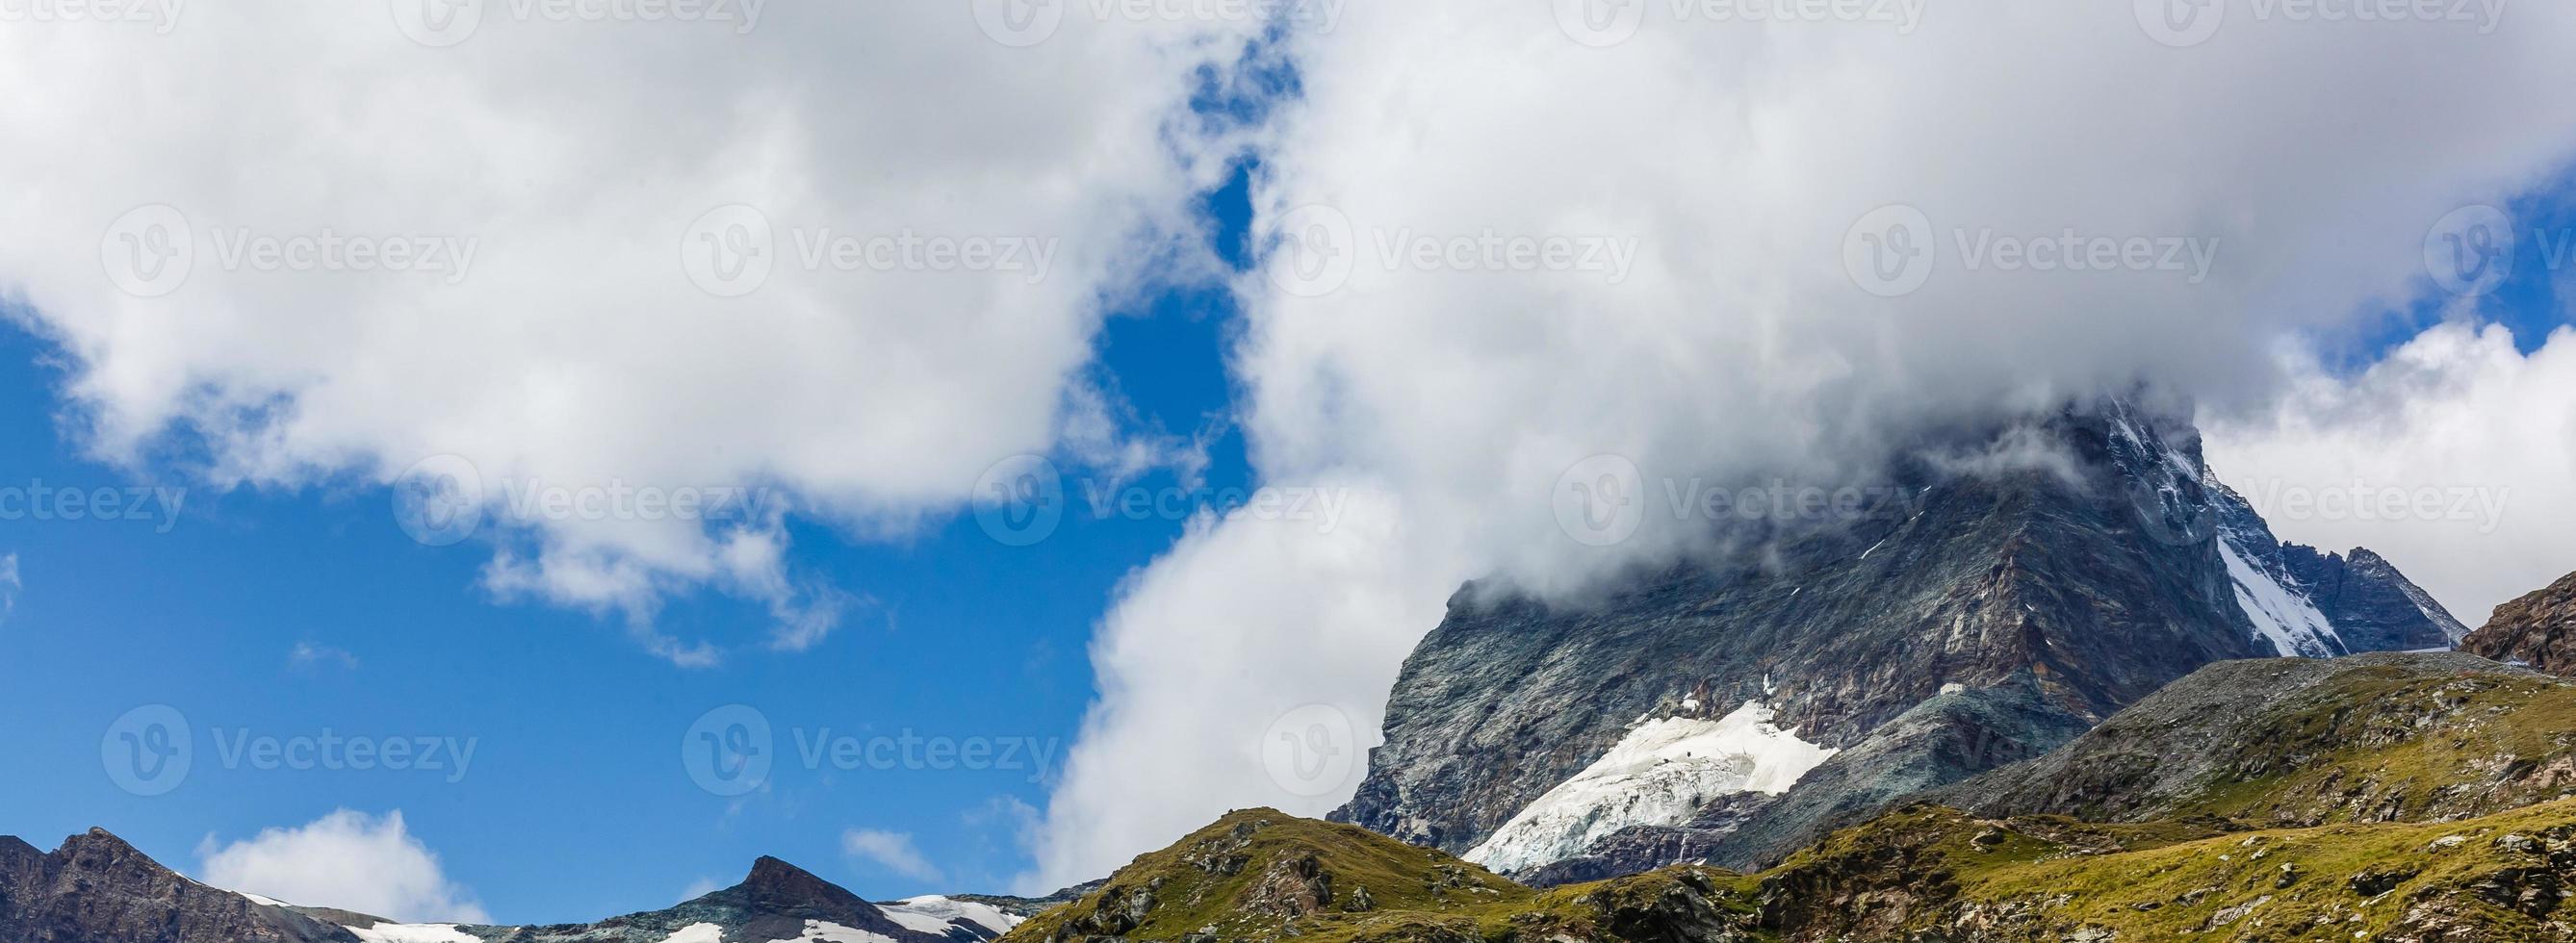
[1339,395,2473,883]
[0,828,359,943]
[684,853,902,934]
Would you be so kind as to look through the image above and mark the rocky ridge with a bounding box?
[0,828,1021,943]
[1927,651,2576,828]
[1018,652,2576,942]
[1338,399,2464,880]
[2465,570,2576,675]
[0,828,360,943]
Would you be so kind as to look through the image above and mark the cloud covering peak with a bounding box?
[1021,1,2576,888]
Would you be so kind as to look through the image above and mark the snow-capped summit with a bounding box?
[1338,398,2466,881]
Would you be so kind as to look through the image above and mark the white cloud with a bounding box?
[196,810,487,924]
[1026,5,2576,888]
[288,640,359,671]
[841,828,940,883]
[680,877,724,903]
[0,3,1263,662]
[1023,488,1461,886]
[2208,320,2576,625]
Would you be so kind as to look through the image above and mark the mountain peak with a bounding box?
[744,854,806,883]
[59,827,148,862]
[2,828,360,943]
[684,853,879,927]
[736,854,855,904]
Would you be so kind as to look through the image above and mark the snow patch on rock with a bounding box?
[1463,701,1837,875]
[348,925,485,943]
[767,919,902,943]
[881,895,1021,935]
[2220,538,2344,658]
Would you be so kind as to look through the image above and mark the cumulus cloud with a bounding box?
[2208,320,2576,624]
[841,828,940,883]
[1025,5,2576,887]
[197,809,487,924]
[287,640,360,672]
[0,3,1263,661]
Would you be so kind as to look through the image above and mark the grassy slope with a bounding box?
[1001,811,1764,943]
[1768,801,2576,940]
[1009,799,2576,942]
[2177,667,2576,827]
[1010,662,2576,941]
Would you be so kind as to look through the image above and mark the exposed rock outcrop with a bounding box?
[1339,400,2463,882]
[1929,652,2576,828]
[0,828,360,943]
[2464,570,2576,675]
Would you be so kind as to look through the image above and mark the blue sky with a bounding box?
[7,3,2576,929]
[7,163,2567,921]
[0,163,1264,921]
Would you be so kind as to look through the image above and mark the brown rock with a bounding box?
[2463,571,2576,675]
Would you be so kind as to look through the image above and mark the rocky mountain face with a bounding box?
[2281,546,2469,651]
[338,854,1021,943]
[0,828,360,943]
[2206,478,2467,658]
[1044,652,2576,942]
[2464,570,2576,675]
[1337,400,2465,882]
[0,827,1020,943]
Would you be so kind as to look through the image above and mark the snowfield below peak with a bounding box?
[348,925,484,943]
[2220,536,2345,659]
[1462,701,1837,875]
[879,895,1020,935]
